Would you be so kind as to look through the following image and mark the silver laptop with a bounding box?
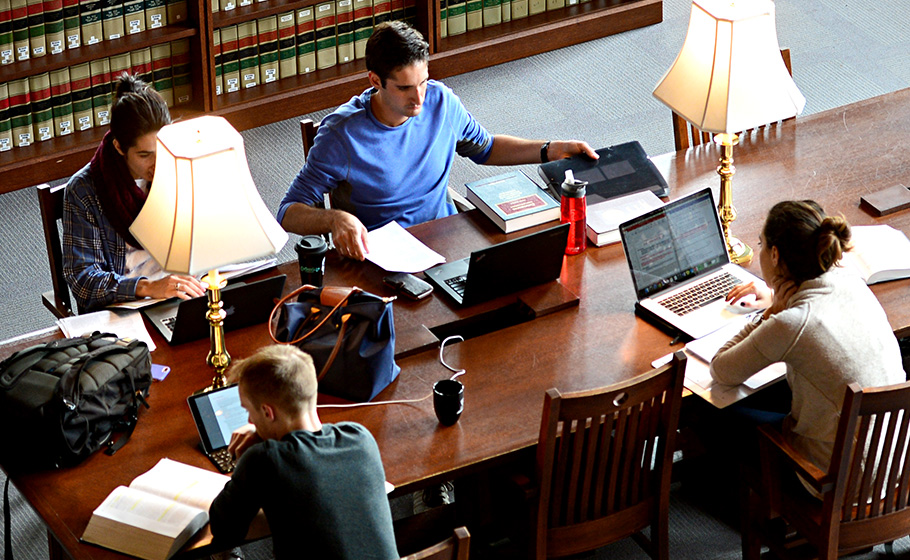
[187,384,248,473]
[618,188,763,340]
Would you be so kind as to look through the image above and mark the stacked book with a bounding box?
[0,0,186,65]
[440,0,589,37]
[213,0,418,95]
[0,38,192,151]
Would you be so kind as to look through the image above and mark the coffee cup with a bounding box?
[295,235,328,288]
[433,379,464,426]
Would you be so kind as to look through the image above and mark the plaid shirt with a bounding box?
[63,163,142,313]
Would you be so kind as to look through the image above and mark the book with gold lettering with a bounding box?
[0,83,13,151]
[61,0,79,46]
[294,7,314,74]
[1,0,15,63]
[29,72,54,141]
[313,1,335,70]
[236,20,258,88]
[42,0,64,53]
[445,0,464,34]
[89,56,111,125]
[334,0,352,64]
[101,0,122,39]
[276,11,296,78]
[150,42,173,105]
[130,46,153,83]
[122,0,141,32]
[26,0,45,57]
[464,0,480,30]
[220,24,239,92]
[256,15,278,84]
[49,66,73,136]
[8,77,34,147]
[351,0,369,58]
[69,60,93,130]
[170,37,190,104]
[79,0,101,45]
[143,0,164,29]
[11,0,28,60]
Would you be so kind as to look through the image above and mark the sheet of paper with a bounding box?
[58,310,156,352]
[365,221,446,273]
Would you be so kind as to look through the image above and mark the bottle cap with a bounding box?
[561,170,587,198]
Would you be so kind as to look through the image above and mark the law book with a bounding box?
[438,0,445,37]
[236,20,258,88]
[108,50,130,82]
[130,46,153,83]
[313,1,335,70]
[165,0,184,24]
[8,77,33,147]
[26,0,45,57]
[89,56,111,125]
[11,0,28,61]
[545,0,562,9]
[170,37,190,103]
[217,0,232,12]
[209,0,215,12]
[388,0,402,21]
[150,42,173,105]
[500,0,509,22]
[585,190,663,247]
[444,0,464,34]
[49,66,73,136]
[255,15,278,84]
[509,0,525,18]
[371,0,389,26]
[527,0,543,15]
[101,0,123,39]
[464,0,481,31]
[212,27,222,94]
[481,0,499,26]
[334,0,352,64]
[839,225,910,285]
[236,0,248,9]
[69,60,93,130]
[350,0,369,57]
[0,0,14,64]
[276,11,296,78]
[0,82,12,151]
[42,0,64,53]
[465,170,560,233]
[293,7,314,74]
[61,0,79,47]
[79,0,102,45]
[143,0,164,29]
[122,0,141,32]
[220,24,239,92]
[402,0,414,25]
[82,458,229,560]
[28,72,53,141]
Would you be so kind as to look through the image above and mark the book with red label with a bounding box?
[89,56,111,125]
[61,0,78,47]
[371,0,389,25]
[351,0,369,58]
[8,77,34,147]
[26,0,45,57]
[388,0,402,20]
[69,60,93,130]
[150,42,173,105]
[1,0,14,63]
[294,7,314,74]
[11,0,29,60]
[313,1,335,70]
[0,82,12,150]
[256,15,278,84]
[130,45,153,83]
[465,170,560,233]
[220,24,239,92]
[42,0,63,53]
[49,66,73,136]
[236,20,258,88]
[29,72,54,141]
[212,27,222,94]
[334,0,352,64]
[170,37,190,104]
[276,11,295,78]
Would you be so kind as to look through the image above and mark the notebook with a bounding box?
[187,384,248,473]
[618,188,764,340]
[424,223,570,306]
[143,275,286,345]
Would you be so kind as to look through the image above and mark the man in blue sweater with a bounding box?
[278,21,597,261]
[209,345,398,559]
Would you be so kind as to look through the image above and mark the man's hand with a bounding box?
[228,424,262,460]
[547,140,599,162]
[329,210,370,261]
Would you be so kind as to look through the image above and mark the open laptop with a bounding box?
[143,275,286,345]
[618,188,764,340]
[187,384,248,473]
[424,223,570,306]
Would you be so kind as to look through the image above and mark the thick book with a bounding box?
[585,190,663,247]
[445,0,464,34]
[49,66,73,136]
[122,0,142,32]
[840,225,910,285]
[294,7,314,74]
[538,141,669,203]
[69,60,93,130]
[62,0,78,47]
[438,0,445,37]
[150,41,173,106]
[82,458,229,560]
[236,20,258,88]
[101,0,123,39]
[1,0,13,64]
[350,0,369,58]
[313,1,335,70]
[26,0,45,57]
[276,11,296,78]
[108,50,130,81]
[527,0,543,15]
[8,77,33,146]
[859,184,910,217]
[0,82,12,151]
[164,0,184,25]
[500,0,509,21]
[11,0,28,60]
[371,0,389,26]
[130,45,153,83]
[256,16,279,84]
[545,0,562,9]
[334,0,353,64]
[481,0,499,26]
[89,56,111,125]
[388,0,402,20]
[220,24,239,92]
[29,72,54,141]
[465,170,559,233]
[464,0,480,30]
[79,0,102,45]
[170,37,190,103]
[42,0,64,53]
[143,0,164,29]
[212,26,222,94]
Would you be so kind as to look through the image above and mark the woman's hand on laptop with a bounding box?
[228,424,262,460]
[725,281,772,311]
[136,274,207,300]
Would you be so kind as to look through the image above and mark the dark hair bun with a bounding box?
[113,73,148,103]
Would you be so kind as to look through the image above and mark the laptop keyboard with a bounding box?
[208,448,236,474]
[162,315,177,332]
[657,272,742,316]
[445,275,467,297]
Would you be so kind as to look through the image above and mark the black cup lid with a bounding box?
[296,235,328,254]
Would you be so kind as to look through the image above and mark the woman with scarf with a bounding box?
[63,74,205,313]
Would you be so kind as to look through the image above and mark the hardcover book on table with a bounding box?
[839,225,910,285]
[585,190,663,247]
[465,170,559,233]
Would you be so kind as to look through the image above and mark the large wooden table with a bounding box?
[4,87,910,559]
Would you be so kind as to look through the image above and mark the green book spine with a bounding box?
[122,0,140,33]
[49,66,72,136]
[465,0,480,30]
[89,56,111,124]
[1,0,14,64]
[481,0,499,26]
[0,83,12,150]
[29,72,53,141]
[236,20,258,88]
[256,16,278,84]
[351,0,369,59]
[42,0,63,53]
[445,0,464,34]
[143,0,163,28]
[334,0,352,64]
[438,0,446,38]
[27,0,45,57]
[150,42,173,105]
[79,0,101,45]
[276,11,296,79]
[213,27,222,94]
[294,7,314,74]
[170,37,190,103]
[11,0,28,60]
[9,77,34,146]
[69,61,93,130]
[101,0,123,39]
[61,0,78,46]
[220,24,239,92]
[313,1,334,70]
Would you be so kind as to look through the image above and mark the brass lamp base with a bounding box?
[201,269,230,392]
[714,133,753,265]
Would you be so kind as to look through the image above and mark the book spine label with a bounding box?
[256,15,278,84]
[42,0,63,53]
[29,72,53,140]
[313,1,334,70]
[79,0,101,45]
[334,0,352,63]
[69,61,93,130]
[12,0,28,60]
[294,7,314,74]
[212,26,222,94]
[150,42,173,105]
[49,66,73,135]
[170,37,191,103]
[237,20,258,88]
[9,77,33,146]
[220,24,239,91]
[61,0,78,47]
[27,0,45,57]
[276,11,296,79]
[89,56,111,124]
[121,0,140,32]
[101,0,123,39]
[143,0,163,28]
[0,82,12,150]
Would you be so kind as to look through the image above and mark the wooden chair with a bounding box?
[299,119,473,213]
[744,379,910,560]
[529,351,686,559]
[672,48,794,151]
[37,183,75,318]
[400,526,470,560]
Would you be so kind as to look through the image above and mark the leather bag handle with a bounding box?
[268,285,362,345]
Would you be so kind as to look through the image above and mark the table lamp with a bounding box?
[652,0,805,264]
[130,115,288,390]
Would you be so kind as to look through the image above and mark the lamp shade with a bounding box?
[130,115,288,276]
[652,0,805,134]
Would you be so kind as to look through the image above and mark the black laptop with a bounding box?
[187,384,248,473]
[424,223,570,306]
[143,275,286,345]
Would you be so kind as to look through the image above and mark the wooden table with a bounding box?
[4,87,910,559]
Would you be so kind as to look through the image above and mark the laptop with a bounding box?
[143,275,286,345]
[618,188,764,340]
[187,384,248,473]
[424,223,570,306]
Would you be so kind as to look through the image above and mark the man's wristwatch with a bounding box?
[540,141,551,163]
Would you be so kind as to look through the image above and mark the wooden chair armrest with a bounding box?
[758,425,833,494]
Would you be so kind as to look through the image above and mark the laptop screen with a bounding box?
[620,189,729,299]
[187,384,248,453]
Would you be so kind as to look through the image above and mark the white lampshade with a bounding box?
[130,115,288,276]
[652,0,805,134]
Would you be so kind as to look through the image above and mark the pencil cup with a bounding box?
[433,379,464,426]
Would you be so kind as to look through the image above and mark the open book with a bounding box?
[82,458,230,560]
[840,225,910,284]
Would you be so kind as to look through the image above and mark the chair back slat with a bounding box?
[855,413,887,519]
[591,412,615,515]
[894,412,910,510]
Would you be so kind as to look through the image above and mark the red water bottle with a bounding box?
[560,170,587,255]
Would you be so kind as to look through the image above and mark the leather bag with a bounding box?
[269,285,400,402]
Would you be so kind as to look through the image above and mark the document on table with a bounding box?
[58,310,156,351]
[365,221,446,273]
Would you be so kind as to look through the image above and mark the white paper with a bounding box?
[130,458,230,510]
[58,310,156,352]
[365,221,446,273]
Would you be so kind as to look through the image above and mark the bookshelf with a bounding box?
[0,0,660,194]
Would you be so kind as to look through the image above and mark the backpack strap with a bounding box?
[55,338,141,406]
[0,332,110,390]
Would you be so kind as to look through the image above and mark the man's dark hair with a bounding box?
[365,21,429,87]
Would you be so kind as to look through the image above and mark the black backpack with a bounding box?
[0,331,152,470]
